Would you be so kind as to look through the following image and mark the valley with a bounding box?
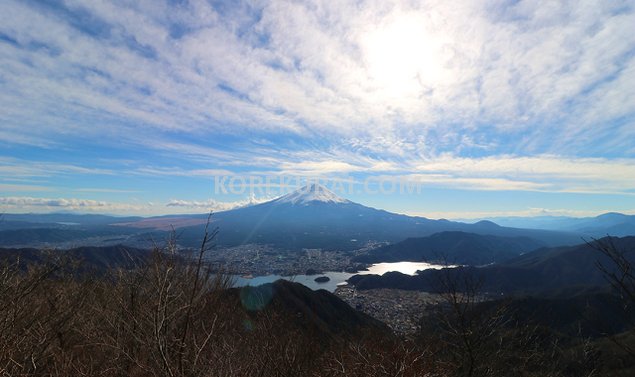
[334,286,441,334]
[205,242,375,277]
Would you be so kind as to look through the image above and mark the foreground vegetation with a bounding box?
[1,235,634,376]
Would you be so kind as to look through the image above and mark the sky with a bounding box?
[1,0,634,219]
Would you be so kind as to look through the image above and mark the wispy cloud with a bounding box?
[133,167,233,177]
[166,195,273,212]
[0,184,51,192]
[74,188,141,193]
[0,196,147,213]
[412,207,635,220]
[0,129,58,148]
[1,0,632,153]
[1,0,634,215]
[212,153,635,195]
[0,157,114,178]
[409,155,635,194]
[1,197,107,208]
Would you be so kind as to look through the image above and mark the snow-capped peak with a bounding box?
[273,184,350,205]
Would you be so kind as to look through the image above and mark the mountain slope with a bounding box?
[353,231,545,265]
[174,184,582,250]
[233,279,389,336]
[0,184,583,249]
[0,244,151,271]
[349,236,635,296]
[270,183,351,205]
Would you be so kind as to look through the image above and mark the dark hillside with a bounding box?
[354,231,544,265]
[229,280,389,337]
[349,236,635,296]
[0,244,151,271]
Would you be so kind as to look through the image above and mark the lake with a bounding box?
[232,261,448,292]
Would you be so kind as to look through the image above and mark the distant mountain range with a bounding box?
[470,212,635,237]
[353,231,545,265]
[172,184,582,250]
[1,184,632,250]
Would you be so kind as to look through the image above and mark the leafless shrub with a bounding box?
[2,224,631,376]
[0,253,87,376]
[416,267,589,377]
[592,237,635,311]
[591,237,635,358]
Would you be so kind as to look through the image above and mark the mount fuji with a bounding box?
[270,183,351,205]
[0,184,586,250]
[172,184,582,250]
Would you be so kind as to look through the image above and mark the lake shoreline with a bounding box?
[230,261,449,292]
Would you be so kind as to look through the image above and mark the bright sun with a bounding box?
[361,12,448,101]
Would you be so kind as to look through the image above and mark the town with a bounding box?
[205,242,384,276]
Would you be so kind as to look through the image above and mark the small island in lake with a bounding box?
[314,276,330,283]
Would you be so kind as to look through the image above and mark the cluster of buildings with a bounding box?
[335,285,440,334]
[206,244,357,276]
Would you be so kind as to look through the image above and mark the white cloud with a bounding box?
[410,207,635,220]
[410,155,635,194]
[166,195,272,212]
[243,151,635,194]
[133,167,234,177]
[1,197,105,207]
[277,160,361,175]
[0,129,58,148]
[0,196,147,213]
[0,157,114,179]
[0,184,51,192]
[0,0,632,154]
[0,0,634,216]
[74,188,140,193]
[0,196,178,216]
[398,174,550,192]
[199,152,635,194]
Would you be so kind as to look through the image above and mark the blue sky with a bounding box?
[1,0,634,218]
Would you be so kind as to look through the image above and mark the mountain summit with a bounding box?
[137,182,584,250]
[272,184,350,205]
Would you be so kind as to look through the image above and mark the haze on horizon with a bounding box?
[1,0,634,219]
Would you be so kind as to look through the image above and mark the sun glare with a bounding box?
[361,13,448,101]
